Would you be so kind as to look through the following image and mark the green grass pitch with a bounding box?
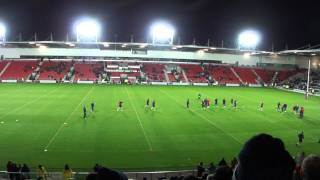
[0,84,319,171]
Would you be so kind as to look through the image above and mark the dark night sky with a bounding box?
[0,0,319,50]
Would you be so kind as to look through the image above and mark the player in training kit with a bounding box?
[296,131,304,146]
[214,98,218,106]
[281,103,287,112]
[83,105,87,119]
[233,100,237,109]
[259,101,264,111]
[198,93,202,100]
[222,98,226,108]
[151,100,156,110]
[117,101,123,111]
[295,104,300,114]
[231,98,234,106]
[299,107,304,118]
[277,102,281,112]
[145,98,150,108]
[186,99,190,109]
[90,102,95,112]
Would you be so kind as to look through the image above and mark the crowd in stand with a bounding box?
[3,134,320,180]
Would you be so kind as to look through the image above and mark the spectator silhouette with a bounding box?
[234,133,295,180]
[301,154,320,180]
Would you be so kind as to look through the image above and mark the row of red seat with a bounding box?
[0,60,303,84]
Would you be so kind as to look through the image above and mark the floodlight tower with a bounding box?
[0,23,6,42]
[74,18,101,42]
[150,21,175,45]
[238,30,261,50]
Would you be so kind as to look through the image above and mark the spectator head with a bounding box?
[183,175,197,180]
[235,133,295,180]
[212,166,233,180]
[301,154,320,180]
[96,167,128,180]
[64,164,70,170]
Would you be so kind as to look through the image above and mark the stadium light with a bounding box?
[150,21,175,45]
[238,30,261,49]
[73,18,101,42]
[0,23,6,42]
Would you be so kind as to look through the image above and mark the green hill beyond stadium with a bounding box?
[0,84,319,171]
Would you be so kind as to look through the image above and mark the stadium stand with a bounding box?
[38,61,71,81]
[0,60,38,80]
[142,63,166,82]
[74,62,103,81]
[206,65,240,84]
[179,64,207,83]
[0,60,309,87]
[276,69,305,83]
[254,68,276,84]
[233,67,258,84]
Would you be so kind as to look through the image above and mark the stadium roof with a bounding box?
[0,41,271,55]
[0,41,319,57]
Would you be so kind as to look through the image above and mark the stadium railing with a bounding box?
[0,169,196,180]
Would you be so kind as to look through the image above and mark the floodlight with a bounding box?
[0,23,6,42]
[238,30,261,49]
[74,18,101,42]
[150,21,175,44]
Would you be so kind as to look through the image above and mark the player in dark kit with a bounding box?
[233,100,237,109]
[277,102,281,111]
[296,131,304,146]
[151,100,156,110]
[231,98,234,105]
[83,105,87,119]
[259,101,264,111]
[281,103,287,112]
[299,107,304,118]
[90,102,95,112]
[117,101,123,111]
[222,98,226,108]
[198,93,201,100]
[186,99,190,109]
[145,98,150,108]
[214,98,218,106]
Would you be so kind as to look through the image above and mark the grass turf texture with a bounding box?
[0,84,319,171]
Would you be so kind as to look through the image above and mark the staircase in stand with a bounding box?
[0,62,11,77]
[181,68,189,82]
[252,69,263,84]
[271,72,278,86]
[230,67,244,84]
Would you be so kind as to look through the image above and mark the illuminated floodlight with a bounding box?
[238,30,261,49]
[150,21,175,45]
[0,23,6,42]
[74,18,101,42]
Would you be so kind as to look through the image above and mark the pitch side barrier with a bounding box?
[0,169,196,180]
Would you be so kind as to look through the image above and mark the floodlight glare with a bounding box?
[0,23,6,42]
[238,30,261,49]
[150,21,175,44]
[74,18,101,42]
